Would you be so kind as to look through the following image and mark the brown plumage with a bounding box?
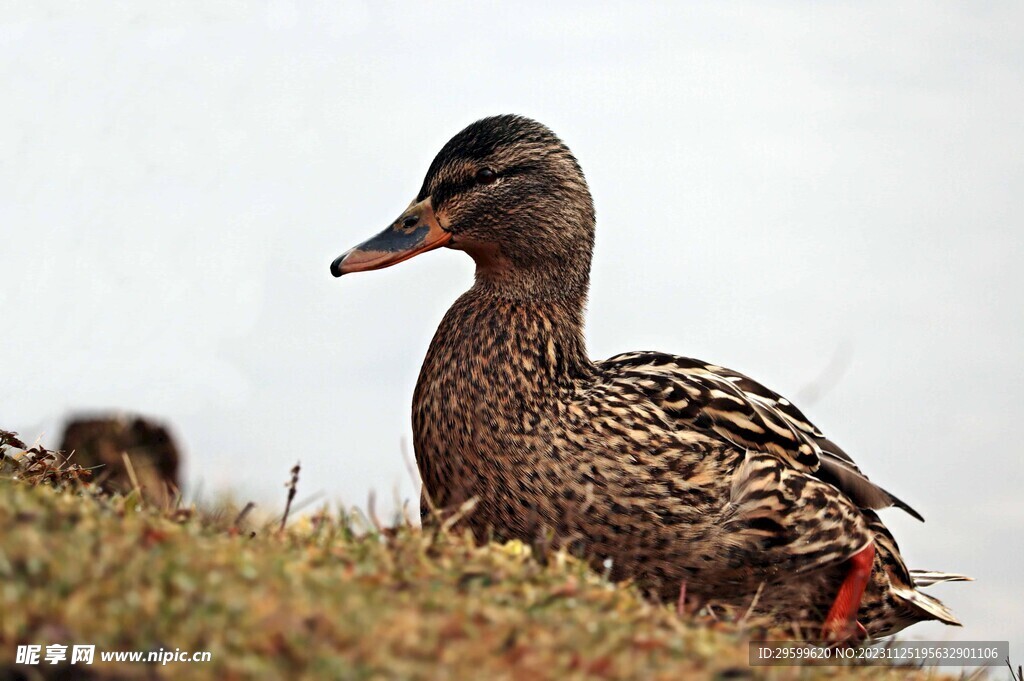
[331,115,968,640]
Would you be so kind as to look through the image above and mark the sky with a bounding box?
[2,0,1021,657]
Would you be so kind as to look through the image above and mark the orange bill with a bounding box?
[331,197,451,277]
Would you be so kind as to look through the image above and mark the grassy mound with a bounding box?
[0,431,952,680]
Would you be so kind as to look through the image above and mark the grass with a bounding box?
[0,429,967,680]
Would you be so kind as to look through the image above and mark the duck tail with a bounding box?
[900,569,973,625]
[910,569,974,588]
[898,587,962,626]
[893,571,971,627]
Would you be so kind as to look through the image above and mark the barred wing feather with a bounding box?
[600,351,923,521]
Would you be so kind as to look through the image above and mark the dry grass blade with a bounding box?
[367,489,384,533]
[121,451,142,494]
[233,501,256,530]
[278,461,301,534]
[737,580,766,629]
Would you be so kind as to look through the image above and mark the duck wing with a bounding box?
[599,351,923,521]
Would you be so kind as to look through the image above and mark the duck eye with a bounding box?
[475,168,497,185]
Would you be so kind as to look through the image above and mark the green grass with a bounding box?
[0,430,962,680]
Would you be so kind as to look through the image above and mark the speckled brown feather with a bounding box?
[412,289,880,635]
[344,114,966,639]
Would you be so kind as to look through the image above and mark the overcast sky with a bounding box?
[3,0,1021,653]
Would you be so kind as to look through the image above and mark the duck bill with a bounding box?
[330,197,451,277]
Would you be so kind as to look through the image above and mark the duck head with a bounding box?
[331,115,596,300]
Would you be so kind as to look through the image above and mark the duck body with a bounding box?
[412,283,958,638]
[332,114,967,639]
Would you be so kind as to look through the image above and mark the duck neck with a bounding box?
[467,239,593,306]
[413,263,594,513]
[432,279,596,389]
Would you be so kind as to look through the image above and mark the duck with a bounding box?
[330,114,968,641]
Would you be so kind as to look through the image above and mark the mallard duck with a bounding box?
[330,115,968,641]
